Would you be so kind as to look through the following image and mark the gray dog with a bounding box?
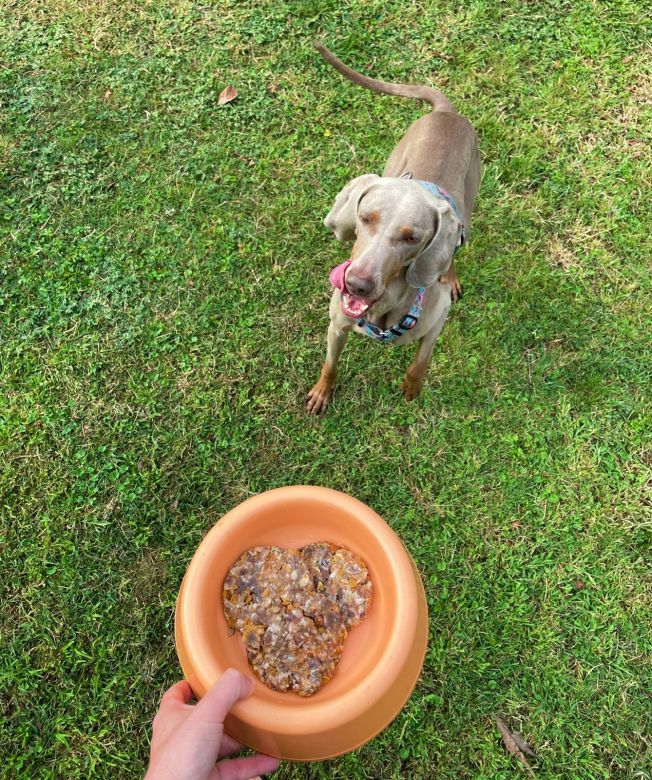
[307,42,481,414]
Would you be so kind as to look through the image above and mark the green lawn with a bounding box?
[1,1,651,778]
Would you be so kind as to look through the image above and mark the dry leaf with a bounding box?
[513,731,538,759]
[218,85,238,105]
[496,717,536,777]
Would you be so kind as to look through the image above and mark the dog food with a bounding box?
[223,542,372,696]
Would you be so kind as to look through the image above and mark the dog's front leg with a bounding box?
[306,322,349,414]
[401,310,448,401]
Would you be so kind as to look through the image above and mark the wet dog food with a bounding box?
[223,543,372,696]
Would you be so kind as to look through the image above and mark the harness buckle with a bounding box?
[399,314,418,330]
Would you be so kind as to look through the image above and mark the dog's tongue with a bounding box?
[329,259,371,318]
[329,259,351,292]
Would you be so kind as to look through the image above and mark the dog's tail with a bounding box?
[314,41,456,113]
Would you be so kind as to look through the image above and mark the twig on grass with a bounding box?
[495,716,536,777]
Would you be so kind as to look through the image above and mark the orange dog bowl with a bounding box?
[175,486,428,761]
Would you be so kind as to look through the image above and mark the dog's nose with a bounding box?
[346,273,374,298]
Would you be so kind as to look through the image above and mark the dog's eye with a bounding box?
[359,214,370,225]
[403,235,420,244]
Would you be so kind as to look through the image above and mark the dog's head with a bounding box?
[325,175,462,317]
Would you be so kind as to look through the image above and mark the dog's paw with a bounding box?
[440,271,462,302]
[401,373,424,401]
[306,379,333,415]
[448,277,463,302]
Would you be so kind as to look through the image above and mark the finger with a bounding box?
[159,680,194,708]
[213,753,280,780]
[218,733,244,758]
[195,668,254,725]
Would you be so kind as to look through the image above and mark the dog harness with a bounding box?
[355,286,426,343]
[330,180,465,344]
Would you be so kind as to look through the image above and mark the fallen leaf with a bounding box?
[218,85,238,105]
[513,731,538,759]
[495,717,536,777]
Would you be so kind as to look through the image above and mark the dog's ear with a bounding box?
[406,201,462,287]
[324,174,379,242]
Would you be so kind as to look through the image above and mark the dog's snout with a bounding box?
[346,273,375,298]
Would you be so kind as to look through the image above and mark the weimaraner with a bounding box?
[307,42,481,414]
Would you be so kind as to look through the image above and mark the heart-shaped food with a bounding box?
[223,543,373,696]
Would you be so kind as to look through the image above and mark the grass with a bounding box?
[1,0,651,777]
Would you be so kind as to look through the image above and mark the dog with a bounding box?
[307,42,481,414]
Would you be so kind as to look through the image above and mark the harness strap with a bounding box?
[354,287,426,344]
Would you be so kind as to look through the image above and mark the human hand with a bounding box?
[145,669,280,780]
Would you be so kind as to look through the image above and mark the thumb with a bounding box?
[192,668,254,727]
[167,669,254,777]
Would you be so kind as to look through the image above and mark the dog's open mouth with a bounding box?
[340,292,372,318]
[330,259,375,319]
